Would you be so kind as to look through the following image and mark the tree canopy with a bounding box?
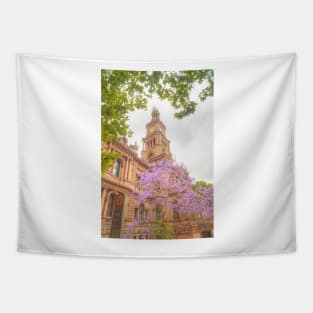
[101,69,214,172]
[192,180,213,190]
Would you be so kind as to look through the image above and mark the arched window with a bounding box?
[112,159,121,177]
[106,194,115,217]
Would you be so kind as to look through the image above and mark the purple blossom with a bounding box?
[136,160,213,217]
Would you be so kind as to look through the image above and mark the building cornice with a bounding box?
[103,140,148,167]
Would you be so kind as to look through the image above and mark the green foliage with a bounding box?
[101,150,119,174]
[192,180,213,190]
[152,219,174,239]
[101,69,214,173]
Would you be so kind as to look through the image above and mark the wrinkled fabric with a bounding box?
[16,54,296,257]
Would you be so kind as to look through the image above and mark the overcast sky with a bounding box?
[128,86,213,183]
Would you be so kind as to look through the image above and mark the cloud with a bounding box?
[128,92,213,183]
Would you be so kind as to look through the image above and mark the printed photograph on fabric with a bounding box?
[101,70,214,239]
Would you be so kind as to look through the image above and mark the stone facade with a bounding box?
[101,107,213,239]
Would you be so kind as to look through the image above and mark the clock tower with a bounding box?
[141,107,172,163]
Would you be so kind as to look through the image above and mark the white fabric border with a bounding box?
[16,53,296,258]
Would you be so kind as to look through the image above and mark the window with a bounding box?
[139,204,145,224]
[112,159,121,177]
[156,207,162,220]
[134,208,139,220]
[173,209,180,221]
[136,174,141,189]
[106,194,115,217]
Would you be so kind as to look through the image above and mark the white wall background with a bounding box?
[0,1,311,312]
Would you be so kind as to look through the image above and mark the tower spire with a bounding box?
[141,107,172,163]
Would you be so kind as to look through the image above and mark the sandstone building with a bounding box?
[101,107,213,239]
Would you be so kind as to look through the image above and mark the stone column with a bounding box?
[120,193,128,238]
[101,188,107,217]
[125,158,130,181]
[128,161,132,181]
[122,159,125,180]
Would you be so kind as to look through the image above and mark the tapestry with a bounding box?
[17,53,296,257]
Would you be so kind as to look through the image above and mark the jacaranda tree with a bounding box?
[128,160,213,238]
[138,160,213,216]
[101,70,214,172]
[137,160,195,214]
